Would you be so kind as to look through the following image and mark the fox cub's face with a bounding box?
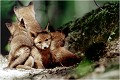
[34,31,51,50]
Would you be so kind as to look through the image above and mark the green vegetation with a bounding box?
[75,59,94,77]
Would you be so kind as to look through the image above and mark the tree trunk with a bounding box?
[61,2,119,54]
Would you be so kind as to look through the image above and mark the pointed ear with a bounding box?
[14,6,18,12]
[28,1,33,6]
[45,23,49,32]
[27,1,35,14]
[5,23,12,28]
[20,19,25,28]
[30,32,37,38]
[48,23,55,32]
[20,19,24,25]
[28,1,34,9]
[5,23,12,32]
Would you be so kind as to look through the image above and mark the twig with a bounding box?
[94,0,114,14]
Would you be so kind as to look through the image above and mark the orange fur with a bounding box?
[52,47,80,66]
[50,31,80,66]
[50,31,65,50]
[34,31,54,68]
[34,30,80,67]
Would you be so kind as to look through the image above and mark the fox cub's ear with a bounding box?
[20,19,24,25]
[28,1,33,6]
[14,6,18,12]
[45,23,55,32]
[5,23,13,33]
[44,23,50,32]
[28,1,34,10]
[5,23,12,27]
[19,19,25,28]
[30,32,36,38]
[5,23,12,29]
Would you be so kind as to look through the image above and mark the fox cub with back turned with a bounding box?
[5,19,35,69]
[6,19,45,69]
[14,2,42,37]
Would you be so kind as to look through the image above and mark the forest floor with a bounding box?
[0,37,119,80]
[80,37,120,79]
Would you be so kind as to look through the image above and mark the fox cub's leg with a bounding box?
[7,52,14,67]
[31,47,44,69]
[16,56,34,70]
[24,56,34,67]
[34,60,44,69]
[9,47,31,68]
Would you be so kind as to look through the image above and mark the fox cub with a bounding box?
[5,19,34,69]
[6,1,80,69]
[6,19,45,69]
[50,30,80,66]
[33,28,54,68]
[14,2,42,37]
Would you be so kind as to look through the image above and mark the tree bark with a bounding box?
[60,2,119,54]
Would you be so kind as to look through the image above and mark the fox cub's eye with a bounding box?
[38,41,41,43]
[45,39,48,41]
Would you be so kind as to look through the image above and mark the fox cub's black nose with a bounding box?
[44,47,47,49]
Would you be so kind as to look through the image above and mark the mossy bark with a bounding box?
[60,2,119,54]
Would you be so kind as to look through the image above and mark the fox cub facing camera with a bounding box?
[33,29,54,68]
[33,25,80,68]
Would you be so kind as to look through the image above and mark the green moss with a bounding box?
[5,44,10,52]
[75,59,93,77]
[61,2,119,54]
